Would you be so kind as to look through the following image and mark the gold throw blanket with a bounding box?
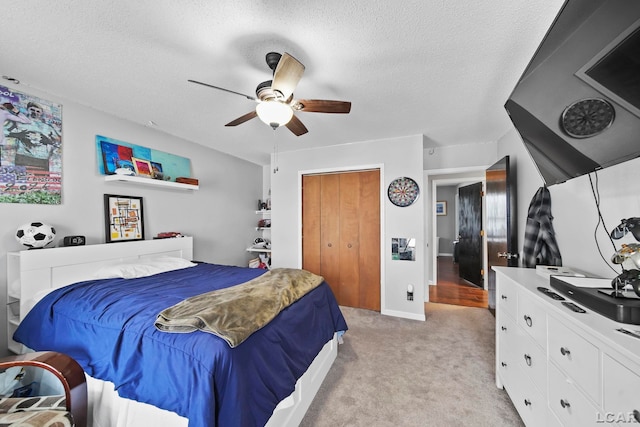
[154,268,325,347]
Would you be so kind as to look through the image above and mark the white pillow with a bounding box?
[95,256,196,279]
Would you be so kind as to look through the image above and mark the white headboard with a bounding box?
[8,237,193,322]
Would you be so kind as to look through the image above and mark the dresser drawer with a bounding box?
[504,362,547,427]
[517,293,547,349]
[548,361,601,426]
[497,314,520,388]
[548,315,600,404]
[497,277,517,319]
[603,354,640,422]
[515,330,546,397]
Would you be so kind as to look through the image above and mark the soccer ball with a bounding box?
[15,222,56,249]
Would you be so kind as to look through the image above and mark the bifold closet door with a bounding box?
[302,170,380,311]
[357,170,380,311]
[320,173,341,300]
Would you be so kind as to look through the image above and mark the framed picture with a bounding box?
[392,237,416,261]
[132,157,153,178]
[436,201,447,216]
[150,161,164,180]
[100,140,134,175]
[104,194,145,243]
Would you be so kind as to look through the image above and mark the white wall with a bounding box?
[498,127,640,279]
[424,141,498,170]
[0,87,262,356]
[270,135,425,321]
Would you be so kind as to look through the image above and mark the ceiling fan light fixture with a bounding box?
[256,101,293,129]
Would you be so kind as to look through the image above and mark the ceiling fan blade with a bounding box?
[271,53,305,100]
[296,99,351,114]
[188,79,256,101]
[225,110,258,127]
[285,114,308,136]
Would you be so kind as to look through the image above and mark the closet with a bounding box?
[302,169,380,311]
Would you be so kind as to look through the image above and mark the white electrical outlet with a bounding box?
[407,284,414,301]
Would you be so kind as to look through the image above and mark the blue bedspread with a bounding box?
[13,263,347,427]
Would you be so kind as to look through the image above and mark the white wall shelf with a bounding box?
[249,210,272,261]
[246,247,272,253]
[104,175,199,190]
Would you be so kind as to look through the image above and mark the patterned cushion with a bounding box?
[0,396,72,426]
[0,410,73,426]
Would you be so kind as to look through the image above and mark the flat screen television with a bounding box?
[505,0,640,185]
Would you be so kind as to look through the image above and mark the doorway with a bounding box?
[428,169,488,308]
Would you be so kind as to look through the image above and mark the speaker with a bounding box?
[63,235,86,246]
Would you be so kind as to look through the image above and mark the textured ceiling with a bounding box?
[1,0,565,165]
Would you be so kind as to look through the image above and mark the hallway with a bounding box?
[429,256,488,308]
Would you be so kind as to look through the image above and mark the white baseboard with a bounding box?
[438,252,453,257]
[382,308,426,322]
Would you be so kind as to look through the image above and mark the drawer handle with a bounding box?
[501,295,508,300]
[560,347,571,356]
[524,354,532,366]
[501,362,507,367]
[634,410,640,422]
[560,399,571,409]
[501,326,507,331]
[524,399,531,407]
[523,315,533,327]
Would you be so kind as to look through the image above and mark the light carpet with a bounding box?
[300,303,524,427]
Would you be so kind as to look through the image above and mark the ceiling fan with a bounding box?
[188,52,351,136]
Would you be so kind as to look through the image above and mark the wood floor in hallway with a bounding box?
[429,256,488,308]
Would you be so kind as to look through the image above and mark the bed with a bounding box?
[8,237,347,427]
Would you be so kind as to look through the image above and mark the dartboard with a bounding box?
[560,98,615,138]
[388,177,420,207]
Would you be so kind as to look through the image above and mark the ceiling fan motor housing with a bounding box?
[256,79,291,102]
[256,80,276,100]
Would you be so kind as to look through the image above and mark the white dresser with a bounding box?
[494,267,640,426]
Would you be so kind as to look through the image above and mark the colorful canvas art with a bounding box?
[0,85,62,204]
[96,135,191,181]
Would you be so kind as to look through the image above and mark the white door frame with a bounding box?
[425,166,487,299]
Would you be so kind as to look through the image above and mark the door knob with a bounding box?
[498,252,519,260]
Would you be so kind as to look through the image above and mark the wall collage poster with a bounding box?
[0,85,62,204]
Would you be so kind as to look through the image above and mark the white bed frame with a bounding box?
[10,237,337,427]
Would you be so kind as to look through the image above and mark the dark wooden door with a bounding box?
[302,170,380,311]
[486,156,517,309]
[458,182,483,287]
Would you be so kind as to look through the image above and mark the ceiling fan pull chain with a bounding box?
[272,136,279,174]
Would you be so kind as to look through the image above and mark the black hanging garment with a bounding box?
[522,186,562,267]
